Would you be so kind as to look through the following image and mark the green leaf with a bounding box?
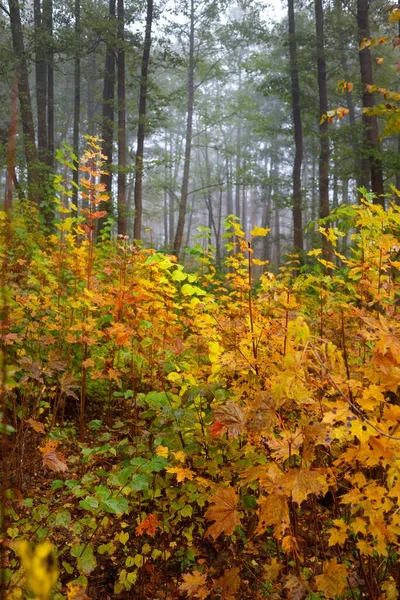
[79,496,99,512]
[51,480,64,490]
[54,509,71,528]
[100,497,129,515]
[77,546,97,575]
[172,269,187,282]
[129,474,149,491]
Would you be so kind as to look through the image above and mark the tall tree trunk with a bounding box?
[315,0,329,219]
[99,0,116,234]
[133,0,153,240]
[8,0,40,205]
[357,0,384,206]
[43,0,54,170]
[173,0,195,256]
[72,0,80,207]
[34,0,47,162]
[117,0,127,235]
[288,0,304,255]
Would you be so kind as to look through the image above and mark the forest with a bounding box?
[2,0,400,599]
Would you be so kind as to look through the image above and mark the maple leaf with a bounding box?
[179,570,209,598]
[39,441,68,473]
[204,486,240,539]
[211,401,245,438]
[213,567,241,599]
[135,513,160,537]
[328,519,348,546]
[267,429,303,462]
[173,450,186,462]
[166,467,194,483]
[281,468,329,505]
[315,558,349,599]
[262,557,281,583]
[255,494,290,539]
[155,445,169,458]
[26,418,46,435]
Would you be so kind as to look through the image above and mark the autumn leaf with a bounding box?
[284,574,308,600]
[67,583,91,600]
[328,519,348,546]
[166,467,195,483]
[211,401,245,438]
[39,441,68,473]
[26,418,46,435]
[255,494,290,539]
[155,445,169,458]
[315,558,349,599]
[205,486,240,539]
[180,570,209,598]
[213,567,241,599]
[135,513,160,537]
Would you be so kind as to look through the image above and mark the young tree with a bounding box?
[117,0,127,235]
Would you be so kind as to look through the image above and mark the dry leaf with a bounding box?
[284,574,307,600]
[213,567,241,599]
[26,418,46,435]
[211,402,245,438]
[166,467,194,482]
[67,582,91,600]
[179,570,209,598]
[205,486,240,539]
[39,441,68,473]
[135,513,160,537]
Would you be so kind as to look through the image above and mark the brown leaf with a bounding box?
[67,583,91,600]
[26,418,46,435]
[205,486,240,539]
[284,574,308,600]
[213,567,241,599]
[42,451,68,473]
[211,402,245,438]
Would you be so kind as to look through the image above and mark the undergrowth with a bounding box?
[2,140,400,600]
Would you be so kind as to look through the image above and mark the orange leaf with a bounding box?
[179,570,209,598]
[39,441,68,473]
[166,467,195,483]
[205,486,240,539]
[135,513,160,537]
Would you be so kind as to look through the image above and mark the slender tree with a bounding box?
[287,0,304,255]
[43,0,54,170]
[99,0,116,233]
[133,0,153,240]
[173,0,195,256]
[72,0,80,207]
[117,0,127,235]
[357,0,384,205]
[34,0,47,162]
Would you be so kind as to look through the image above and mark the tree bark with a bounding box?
[288,0,304,255]
[43,0,54,170]
[72,0,80,207]
[357,0,384,206]
[117,0,127,235]
[8,0,40,205]
[34,0,47,162]
[133,0,153,240]
[99,0,116,234]
[173,0,195,256]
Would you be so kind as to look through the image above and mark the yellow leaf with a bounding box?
[204,486,240,539]
[250,226,270,237]
[315,558,349,599]
[328,519,348,546]
[166,467,194,483]
[376,57,384,64]
[255,494,290,539]
[17,541,58,600]
[213,567,241,599]
[155,445,169,458]
[173,451,186,462]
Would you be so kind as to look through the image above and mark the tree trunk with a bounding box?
[133,0,153,240]
[357,0,384,206]
[315,0,329,219]
[43,0,54,170]
[8,0,40,205]
[173,0,195,256]
[288,0,304,255]
[99,0,116,234]
[34,0,47,162]
[72,0,80,207]
[117,0,127,235]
